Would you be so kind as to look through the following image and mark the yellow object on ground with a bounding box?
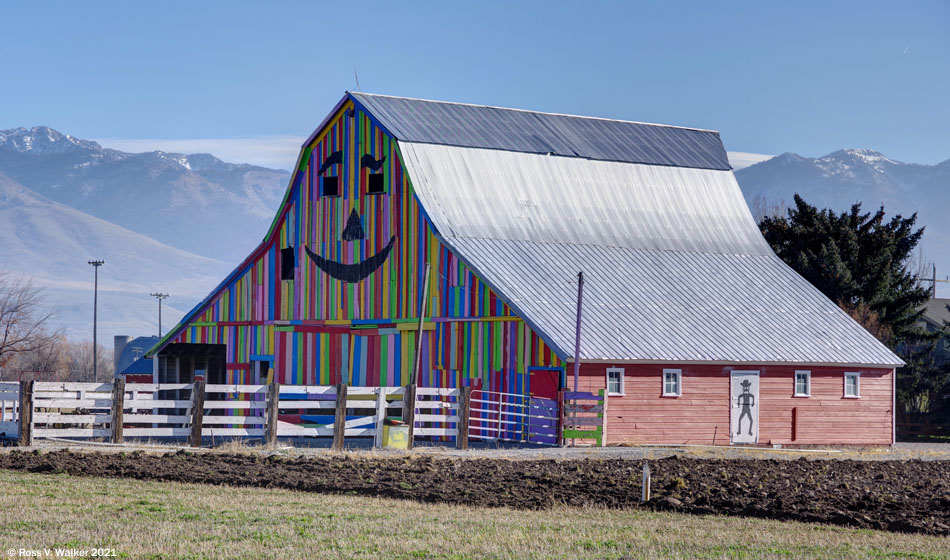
[383,422,409,449]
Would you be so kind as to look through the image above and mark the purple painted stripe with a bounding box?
[564,391,600,400]
[529,426,558,436]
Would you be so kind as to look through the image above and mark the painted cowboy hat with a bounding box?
[740,379,752,387]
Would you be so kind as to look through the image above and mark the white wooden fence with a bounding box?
[33,382,113,439]
[8,380,471,449]
[414,386,465,439]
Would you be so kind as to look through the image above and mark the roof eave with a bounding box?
[575,358,905,368]
[147,93,356,358]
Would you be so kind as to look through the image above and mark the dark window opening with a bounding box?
[322,176,339,197]
[281,247,295,280]
[367,173,385,194]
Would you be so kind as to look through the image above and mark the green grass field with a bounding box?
[0,469,947,559]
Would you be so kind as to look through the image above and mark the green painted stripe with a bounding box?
[298,146,312,171]
[563,429,602,438]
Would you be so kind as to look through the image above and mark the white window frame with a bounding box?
[662,368,682,397]
[844,371,861,398]
[606,367,625,396]
[794,370,811,397]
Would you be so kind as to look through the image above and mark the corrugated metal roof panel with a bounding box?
[399,143,902,367]
[120,356,153,375]
[445,238,902,365]
[399,143,770,256]
[352,92,731,170]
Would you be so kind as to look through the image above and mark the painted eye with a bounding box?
[361,154,386,194]
[319,151,342,197]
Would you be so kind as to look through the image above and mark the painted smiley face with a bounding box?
[304,150,395,283]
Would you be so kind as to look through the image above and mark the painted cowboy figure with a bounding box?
[736,379,755,436]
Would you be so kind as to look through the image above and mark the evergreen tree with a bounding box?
[760,195,947,424]
[759,194,930,344]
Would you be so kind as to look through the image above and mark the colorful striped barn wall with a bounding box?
[167,100,563,391]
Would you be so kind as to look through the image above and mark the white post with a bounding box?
[374,387,386,448]
[641,462,651,503]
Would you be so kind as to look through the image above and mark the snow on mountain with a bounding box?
[0,171,231,340]
[0,126,100,154]
[0,126,291,264]
[736,149,950,297]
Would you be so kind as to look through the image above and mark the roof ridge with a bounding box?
[348,91,720,134]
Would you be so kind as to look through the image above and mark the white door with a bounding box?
[730,371,759,444]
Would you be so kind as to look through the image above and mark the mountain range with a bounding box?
[734,149,950,298]
[0,126,291,341]
[0,125,946,340]
[0,126,290,262]
[0,170,229,340]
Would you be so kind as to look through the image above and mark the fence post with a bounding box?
[403,384,416,449]
[18,381,33,447]
[111,378,125,444]
[189,381,205,448]
[373,387,386,448]
[557,389,565,447]
[266,381,280,446]
[332,383,347,451]
[600,388,607,447]
[456,386,471,450]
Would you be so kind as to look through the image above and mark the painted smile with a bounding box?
[304,236,396,283]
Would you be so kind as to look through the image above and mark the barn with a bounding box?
[147,92,902,446]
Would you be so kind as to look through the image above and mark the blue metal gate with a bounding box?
[468,390,558,446]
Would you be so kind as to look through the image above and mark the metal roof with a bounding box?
[351,92,731,171]
[120,356,154,375]
[118,336,158,372]
[921,298,950,329]
[398,143,903,366]
[399,143,770,256]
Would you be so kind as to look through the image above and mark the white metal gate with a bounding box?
[0,383,19,438]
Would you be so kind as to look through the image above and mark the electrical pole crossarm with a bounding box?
[150,292,170,337]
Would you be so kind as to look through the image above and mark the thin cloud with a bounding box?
[96,136,302,170]
[727,151,775,170]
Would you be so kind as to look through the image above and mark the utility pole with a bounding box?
[150,292,170,337]
[573,271,584,392]
[413,263,431,384]
[920,264,950,298]
[88,260,105,382]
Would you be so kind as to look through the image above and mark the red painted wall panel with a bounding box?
[574,363,893,446]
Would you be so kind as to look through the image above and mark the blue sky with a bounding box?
[2,0,948,169]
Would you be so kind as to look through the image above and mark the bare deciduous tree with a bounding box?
[67,340,113,382]
[0,271,54,375]
[2,333,70,381]
[910,248,936,296]
[750,195,789,224]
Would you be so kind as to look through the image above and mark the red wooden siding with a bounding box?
[575,363,893,445]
